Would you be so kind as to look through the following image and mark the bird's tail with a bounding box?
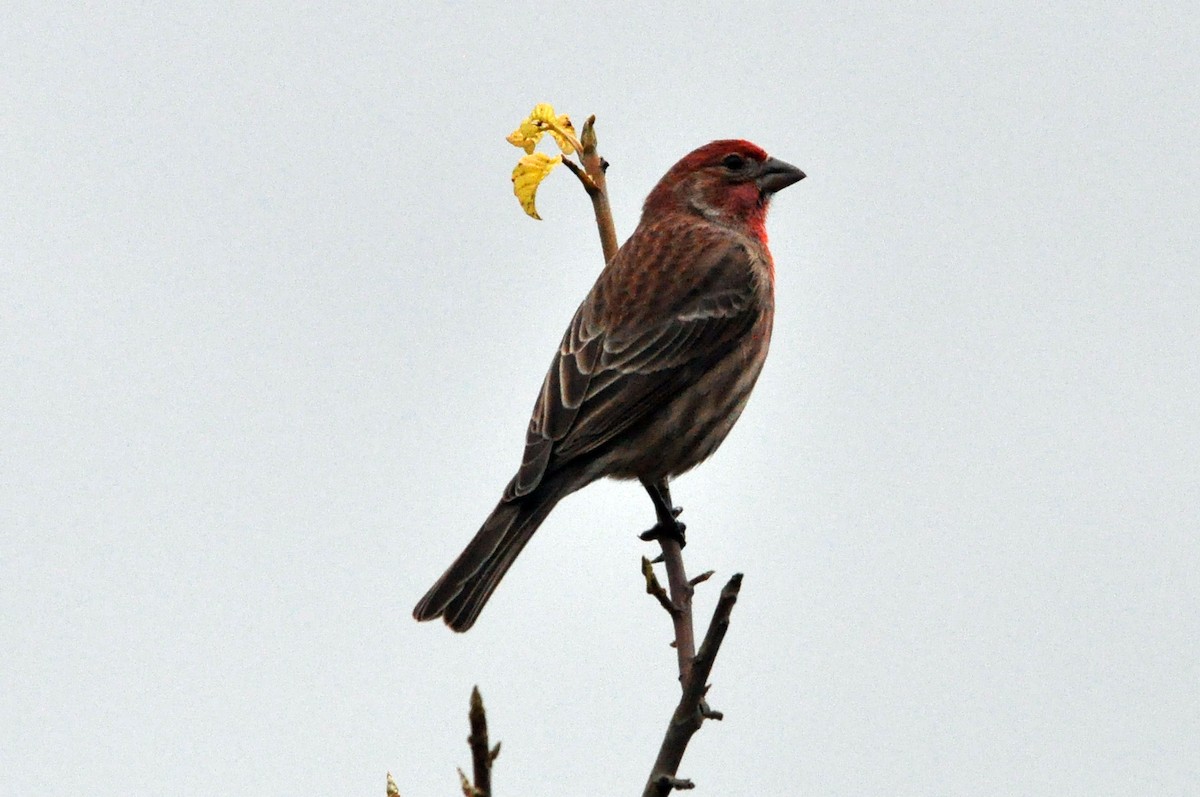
[413,481,565,632]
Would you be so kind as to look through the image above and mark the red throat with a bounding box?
[725,181,770,243]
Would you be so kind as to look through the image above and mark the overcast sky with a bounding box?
[3,3,1198,795]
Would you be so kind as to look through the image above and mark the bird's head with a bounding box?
[642,140,805,238]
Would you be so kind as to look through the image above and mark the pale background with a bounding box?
[3,3,1197,795]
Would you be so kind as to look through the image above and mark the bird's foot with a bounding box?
[639,514,687,547]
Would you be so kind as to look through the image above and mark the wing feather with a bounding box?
[503,237,766,500]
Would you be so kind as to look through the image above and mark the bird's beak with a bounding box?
[756,157,806,194]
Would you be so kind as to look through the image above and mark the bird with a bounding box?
[414,139,805,631]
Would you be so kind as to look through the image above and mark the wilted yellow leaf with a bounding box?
[505,103,578,155]
[511,152,562,220]
[505,118,542,154]
[530,103,576,154]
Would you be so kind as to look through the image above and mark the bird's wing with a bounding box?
[503,238,765,499]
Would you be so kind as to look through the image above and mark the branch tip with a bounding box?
[581,115,598,154]
[700,700,724,721]
[653,775,696,793]
[466,686,493,797]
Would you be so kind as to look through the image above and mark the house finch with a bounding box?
[414,140,804,631]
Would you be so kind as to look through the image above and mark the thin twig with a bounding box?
[688,574,742,705]
[560,157,597,193]
[578,116,618,263]
[641,574,744,797]
[657,538,696,686]
[467,686,494,796]
[653,479,697,686]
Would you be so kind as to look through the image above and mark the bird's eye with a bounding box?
[721,153,746,170]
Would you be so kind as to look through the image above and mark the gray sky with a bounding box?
[3,3,1198,795]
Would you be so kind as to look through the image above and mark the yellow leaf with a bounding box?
[511,152,561,220]
[529,103,577,155]
[505,117,543,154]
[505,103,578,155]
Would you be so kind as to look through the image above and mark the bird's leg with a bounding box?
[638,477,686,547]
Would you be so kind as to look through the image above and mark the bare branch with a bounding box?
[641,573,744,797]
[578,115,619,264]
[687,574,741,702]
[658,537,696,686]
[560,156,598,193]
[467,686,494,797]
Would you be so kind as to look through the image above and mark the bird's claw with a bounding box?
[639,518,687,547]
